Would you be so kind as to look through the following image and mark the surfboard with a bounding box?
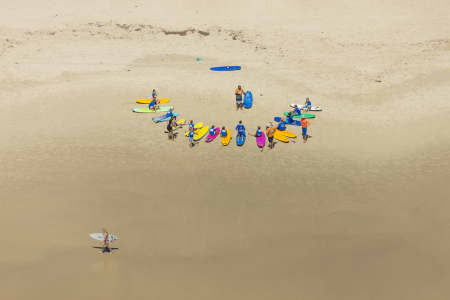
[136,98,170,104]
[185,122,204,136]
[89,233,118,242]
[243,91,253,109]
[283,112,315,119]
[276,129,296,138]
[290,104,322,111]
[153,112,178,123]
[221,129,231,146]
[256,132,266,148]
[274,117,301,126]
[193,126,209,141]
[210,66,241,71]
[206,127,220,142]
[132,106,173,113]
[274,131,289,143]
[236,134,246,146]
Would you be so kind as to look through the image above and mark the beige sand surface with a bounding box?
[1,1,450,299]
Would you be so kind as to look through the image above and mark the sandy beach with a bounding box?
[1,1,450,299]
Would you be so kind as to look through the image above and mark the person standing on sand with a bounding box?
[188,128,195,147]
[99,228,111,254]
[266,125,276,149]
[167,116,174,140]
[300,116,311,143]
[236,120,246,139]
[235,85,245,110]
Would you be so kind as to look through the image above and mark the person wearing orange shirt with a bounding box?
[235,85,245,110]
[266,124,276,149]
[300,116,311,143]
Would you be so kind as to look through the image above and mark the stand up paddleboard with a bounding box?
[132,106,173,113]
[243,91,253,109]
[290,104,322,111]
[221,129,231,146]
[194,126,209,141]
[210,66,241,71]
[89,233,118,243]
[206,128,220,142]
[283,112,315,119]
[153,112,179,123]
[137,98,170,104]
[256,132,266,148]
[236,134,246,146]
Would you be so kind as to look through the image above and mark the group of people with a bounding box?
[150,87,314,148]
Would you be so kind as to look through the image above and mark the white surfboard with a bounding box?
[89,233,118,242]
[290,103,322,111]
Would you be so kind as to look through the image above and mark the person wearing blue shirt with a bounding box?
[165,108,174,118]
[188,120,195,131]
[286,112,294,124]
[293,105,302,116]
[277,120,286,131]
[188,129,195,147]
[236,120,246,138]
[209,125,216,136]
[304,97,312,112]
[221,126,228,137]
[149,89,160,111]
[254,126,263,137]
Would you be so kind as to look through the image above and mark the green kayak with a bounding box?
[283,112,315,119]
[132,106,173,113]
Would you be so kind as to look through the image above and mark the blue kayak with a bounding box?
[274,117,301,126]
[236,134,246,146]
[243,91,253,109]
[210,66,241,71]
[153,112,179,123]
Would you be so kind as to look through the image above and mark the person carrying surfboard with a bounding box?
[300,116,311,143]
[236,120,246,138]
[266,125,276,149]
[99,228,112,254]
[235,85,245,110]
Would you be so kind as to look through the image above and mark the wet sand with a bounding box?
[1,1,450,299]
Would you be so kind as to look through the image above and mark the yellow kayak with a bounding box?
[136,98,170,104]
[276,129,297,138]
[274,130,289,143]
[221,129,231,146]
[185,122,204,136]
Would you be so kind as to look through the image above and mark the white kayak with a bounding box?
[89,233,118,242]
[290,104,322,111]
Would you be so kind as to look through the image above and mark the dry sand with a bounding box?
[1,1,450,299]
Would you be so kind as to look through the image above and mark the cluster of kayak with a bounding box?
[131,97,323,148]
